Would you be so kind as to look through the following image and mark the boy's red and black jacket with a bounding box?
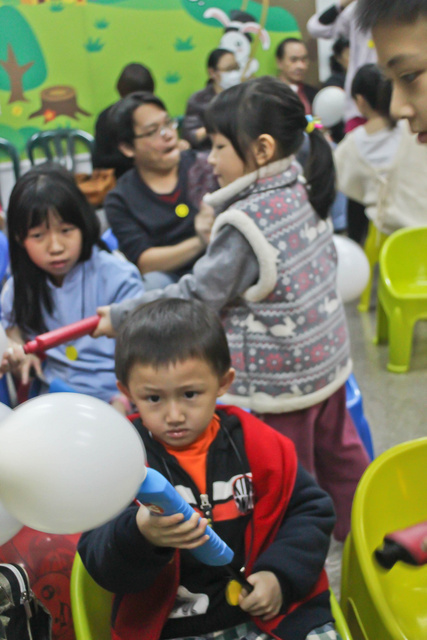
[78,406,335,640]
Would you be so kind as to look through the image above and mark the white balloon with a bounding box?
[0,402,12,423]
[0,324,7,360]
[0,393,147,534]
[312,86,346,128]
[0,500,22,545]
[333,235,370,303]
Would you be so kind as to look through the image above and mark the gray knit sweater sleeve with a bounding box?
[110,224,260,330]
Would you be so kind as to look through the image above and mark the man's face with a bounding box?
[373,18,427,143]
[121,103,180,171]
[277,42,309,85]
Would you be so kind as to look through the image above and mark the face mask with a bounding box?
[219,69,242,90]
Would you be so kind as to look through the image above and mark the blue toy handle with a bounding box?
[136,467,234,566]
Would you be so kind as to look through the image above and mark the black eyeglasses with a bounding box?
[134,117,179,140]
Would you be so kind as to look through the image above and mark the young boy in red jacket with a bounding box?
[78,298,339,640]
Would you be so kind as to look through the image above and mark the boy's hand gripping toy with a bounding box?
[22,315,101,355]
[136,467,253,597]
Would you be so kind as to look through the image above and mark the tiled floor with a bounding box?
[326,297,427,596]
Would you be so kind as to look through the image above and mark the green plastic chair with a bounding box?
[0,137,21,181]
[70,552,113,640]
[375,226,427,372]
[340,437,427,640]
[70,551,352,640]
[358,221,388,313]
[26,129,94,174]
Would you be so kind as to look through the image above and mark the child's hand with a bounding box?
[93,306,116,338]
[194,202,215,247]
[1,342,43,384]
[238,571,283,621]
[136,506,209,550]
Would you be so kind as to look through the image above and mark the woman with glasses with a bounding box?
[104,92,218,290]
[182,48,241,150]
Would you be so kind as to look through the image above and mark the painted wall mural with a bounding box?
[0,0,316,155]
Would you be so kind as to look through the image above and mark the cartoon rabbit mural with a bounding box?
[203,8,271,80]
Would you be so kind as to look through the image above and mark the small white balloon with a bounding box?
[312,86,346,128]
[0,402,12,423]
[333,235,370,303]
[0,324,7,360]
[0,500,22,545]
[0,393,147,534]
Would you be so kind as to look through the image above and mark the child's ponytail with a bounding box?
[304,127,336,220]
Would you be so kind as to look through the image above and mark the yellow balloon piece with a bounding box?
[368,39,376,49]
[175,204,189,218]
[225,579,242,606]
[65,345,79,361]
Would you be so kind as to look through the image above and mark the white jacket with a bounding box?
[334,120,427,234]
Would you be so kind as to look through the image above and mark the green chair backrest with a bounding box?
[26,129,94,173]
[0,137,20,182]
[352,437,427,640]
[380,227,427,290]
[70,551,113,640]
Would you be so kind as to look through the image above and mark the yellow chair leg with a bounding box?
[358,224,387,313]
[374,298,388,345]
[387,307,413,373]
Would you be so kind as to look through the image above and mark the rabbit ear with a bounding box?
[203,8,230,27]
[241,22,271,50]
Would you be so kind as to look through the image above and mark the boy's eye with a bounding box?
[184,391,198,399]
[401,71,420,84]
[147,395,160,403]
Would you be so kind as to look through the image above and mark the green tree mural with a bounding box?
[0,6,47,103]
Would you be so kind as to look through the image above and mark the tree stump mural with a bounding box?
[29,86,91,122]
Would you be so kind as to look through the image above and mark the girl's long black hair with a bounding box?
[7,163,102,335]
[204,76,336,219]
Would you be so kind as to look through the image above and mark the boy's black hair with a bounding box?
[116,63,155,97]
[351,64,394,123]
[108,91,167,147]
[115,299,232,387]
[275,37,306,61]
[7,163,102,334]
[357,0,427,30]
[204,76,335,220]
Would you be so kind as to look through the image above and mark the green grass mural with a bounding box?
[0,0,304,154]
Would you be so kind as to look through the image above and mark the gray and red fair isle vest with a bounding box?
[206,157,352,414]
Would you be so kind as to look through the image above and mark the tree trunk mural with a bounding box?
[0,44,34,104]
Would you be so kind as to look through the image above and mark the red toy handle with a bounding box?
[23,315,101,355]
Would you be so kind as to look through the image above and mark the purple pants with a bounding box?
[255,385,370,541]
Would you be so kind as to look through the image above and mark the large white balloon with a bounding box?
[312,86,346,128]
[0,393,146,534]
[333,235,370,303]
[0,500,22,544]
[0,324,7,360]
[0,401,12,423]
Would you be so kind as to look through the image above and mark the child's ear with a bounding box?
[118,142,136,159]
[217,368,235,397]
[251,134,277,167]
[116,380,133,400]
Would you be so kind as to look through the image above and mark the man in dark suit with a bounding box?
[276,38,318,114]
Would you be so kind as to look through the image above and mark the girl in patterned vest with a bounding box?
[94,76,370,541]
